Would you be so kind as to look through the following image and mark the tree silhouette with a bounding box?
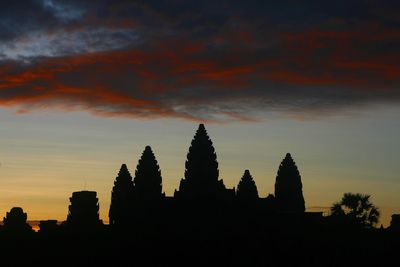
[274,153,305,213]
[330,193,380,228]
[175,124,225,200]
[133,146,163,202]
[236,170,259,201]
[109,164,134,225]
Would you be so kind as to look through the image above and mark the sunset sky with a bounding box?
[1,0,399,226]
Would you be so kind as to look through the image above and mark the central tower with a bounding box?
[174,124,226,201]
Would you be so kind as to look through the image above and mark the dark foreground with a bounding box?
[1,215,399,267]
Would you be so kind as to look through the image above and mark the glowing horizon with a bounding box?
[1,108,399,227]
[1,1,399,227]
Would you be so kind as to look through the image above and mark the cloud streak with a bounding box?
[1,0,400,122]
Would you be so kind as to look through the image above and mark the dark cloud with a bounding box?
[0,0,400,122]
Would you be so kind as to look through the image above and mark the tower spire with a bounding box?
[274,153,305,212]
[175,124,225,200]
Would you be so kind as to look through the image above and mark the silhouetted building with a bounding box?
[274,153,305,213]
[236,170,259,201]
[261,193,277,211]
[38,220,58,234]
[67,191,102,228]
[109,164,134,225]
[389,214,400,231]
[133,146,164,202]
[174,124,227,202]
[2,207,32,233]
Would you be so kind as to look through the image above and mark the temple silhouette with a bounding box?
[104,123,315,240]
[105,123,314,234]
[1,124,399,266]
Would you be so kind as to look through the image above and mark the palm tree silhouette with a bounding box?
[330,193,380,228]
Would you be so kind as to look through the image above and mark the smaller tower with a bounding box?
[3,207,33,233]
[133,146,163,202]
[274,153,305,213]
[109,164,134,225]
[67,191,102,228]
[236,170,259,201]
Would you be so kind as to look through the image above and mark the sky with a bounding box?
[0,0,399,226]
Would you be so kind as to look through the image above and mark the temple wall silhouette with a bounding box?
[109,124,307,222]
[1,124,399,266]
[103,123,318,238]
[5,123,388,234]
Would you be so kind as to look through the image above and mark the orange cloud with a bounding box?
[1,18,400,122]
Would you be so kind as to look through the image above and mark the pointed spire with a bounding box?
[117,164,132,182]
[176,124,225,200]
[237,170,259,201]
[185,124,219,183]
[109,164,134,225]
[113,164,134,188]
[274,153,305,213]
[197,123,207,132]
[133,145,163,201]
[121,163,128,171]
